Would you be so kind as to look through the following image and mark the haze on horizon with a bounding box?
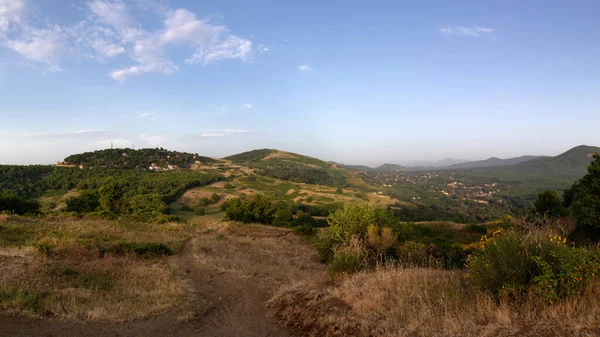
[1,0,599,167]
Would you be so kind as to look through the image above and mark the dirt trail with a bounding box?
[0,236,293,337]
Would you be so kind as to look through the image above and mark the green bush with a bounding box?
[293,224,315,236]
[180,205,194,212]
[65,191,100,214]
[327,238,366,275]
[467,229,600,303]
[100,242,174,258]
[195,208,206,215]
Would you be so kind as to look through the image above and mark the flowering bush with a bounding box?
[467,229,600,303]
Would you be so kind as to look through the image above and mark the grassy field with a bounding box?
[270,267,600,337]
[168,173,398,223]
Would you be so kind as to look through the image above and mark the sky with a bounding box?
[1,0,599,166]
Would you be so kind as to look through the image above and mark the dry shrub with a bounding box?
[270,267,600,337]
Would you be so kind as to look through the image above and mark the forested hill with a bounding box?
[225,149,350,186]
[444,155,542,170]
[64,148,216,170]
[473,145,600,179]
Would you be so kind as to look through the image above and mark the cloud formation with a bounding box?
[439,25,494,37]
[298,65,311,72]
[242,103,252,109]
[141,112,158,117]
[0,0,253,79]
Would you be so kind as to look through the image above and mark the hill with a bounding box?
[64,148,216,170]
[376,163,408,172]
[465,145,600,198]
[225,149,351,186]
[444,155,542,170]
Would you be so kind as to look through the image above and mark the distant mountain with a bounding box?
[376,163,408,172]
[434,158,469,167]
[445,155,542,170]
[465,145,600,198]
[406,158,468,168]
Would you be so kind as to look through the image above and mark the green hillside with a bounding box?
[64,148,216,170]
[466,145,600,198]
[225,149,350,186]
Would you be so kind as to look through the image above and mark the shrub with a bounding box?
[224,193,292,226]
[210,193,221,203]
[327,237,366,275]
[198,197,210,206]
[467,229,600,303]
[195,208,206,215]
[180,205,193,212]
[65,191,100,214]
[101,242,174,258]
[224,183,234,189]
[293,224,315,236]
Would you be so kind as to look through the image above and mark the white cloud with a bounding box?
[161,8,225,45]
[141,112,158,117]
[0,0,24,35]
[439,25,495,37]
[298,65,311,72]
[186,35,252,64]
[223,128,255,134]
[88,0,132,31]
[242,103,252,109]
[4,25,68,70]
[200,133,225,138]
[0,0,255,79]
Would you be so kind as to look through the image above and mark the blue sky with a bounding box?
[1,0,599,166]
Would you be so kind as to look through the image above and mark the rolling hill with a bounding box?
[225,149,352,186]
[444,155,542,170]
[63,148,216,170]
[465,145,600,198]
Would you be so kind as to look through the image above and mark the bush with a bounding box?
[467,229,600,303]
[0,195,40,215]
[224,183,234,189]
[224,193,293,226]
[327,237,366,275]
[65,191,100,213]
[195,208,206,215]
[210,193,221,203]
[100,242,174,258]
[180,205,194,212]
[293,224,315,236]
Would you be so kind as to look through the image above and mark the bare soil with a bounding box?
[0,223,323,337]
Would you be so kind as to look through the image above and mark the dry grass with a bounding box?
[269,267,600,337]
[0,217,191,320]
[191,223,326,291]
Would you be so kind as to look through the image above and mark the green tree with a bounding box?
[533,190,566,218]
[564,154,600,233]
[65,191,100,213]
[98,177,125,214]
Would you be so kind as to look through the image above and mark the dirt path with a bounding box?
[0,234,295,337]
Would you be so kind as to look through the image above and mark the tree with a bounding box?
[564,154,600,233]
[533,190,566,219]
[98,177,125,214]
[65,191,100,213]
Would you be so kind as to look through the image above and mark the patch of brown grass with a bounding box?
[0,217,191,320]
[192,223,326,291]
[270,267,600,337]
